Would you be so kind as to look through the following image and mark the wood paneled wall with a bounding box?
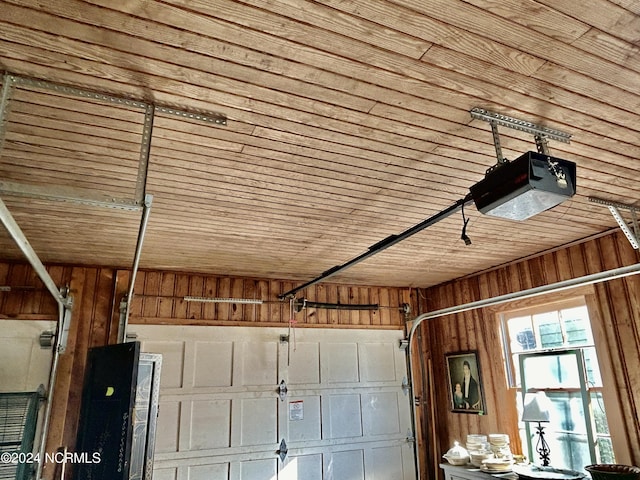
[4,229,640,480]
[0,263,71,318]
[415,230,640,478]
[0,262,417,479]
[125,270,417,328]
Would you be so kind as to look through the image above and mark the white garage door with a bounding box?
[131,325,416,480]
[0,320,56,392]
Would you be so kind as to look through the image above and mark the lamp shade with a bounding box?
[522,391,552,423]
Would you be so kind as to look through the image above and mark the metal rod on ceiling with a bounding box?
[0,197,74,480]
[0,198,69,308]
[183,295,381,310]
[405,260,640,480]
[118,194,153,343]
[278,193,474,300]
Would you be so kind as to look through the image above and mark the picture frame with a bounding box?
[446,350,486,414]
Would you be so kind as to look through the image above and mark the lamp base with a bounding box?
[534,421,551,467]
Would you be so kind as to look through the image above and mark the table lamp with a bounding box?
[522,391,552,466]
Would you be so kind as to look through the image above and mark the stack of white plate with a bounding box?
[480,458,514,473]
[469,450,494,467]
[488,433,512,459]
[466,434,488,451]
[467,434,493,467]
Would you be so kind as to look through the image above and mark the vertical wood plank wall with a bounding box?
[2,229,640,480]
[124,270,415,328]
[0,264,118,480]
[0,263,416,479]
[415,230,640,479]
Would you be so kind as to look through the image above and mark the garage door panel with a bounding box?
[238,458,277,479]
[236,340,278,387]
[188,463,229,480]
[287,396,321,442]
[288,342,320,385]
[362,392,401,436]
[155,400,180,453]
[366,445,405,480]
[359,342,398,383]
[280,454,323,480]
[326,449,364,480]
[236,397,278,447]
[323,343,359,383]
[142,340,184,388]
[0,320,56,392]
[193,341,233,387]
[152,467,177,480]
[325,394,363,439]
[0,339,33,390]
[190,399,231,449]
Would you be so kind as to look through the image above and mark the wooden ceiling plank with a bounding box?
[389,0,640,94]
[186,0,545,76]
[2,0,636,150]
[420,46,640,145]
[570,29,640,75]
[453,0,591,42]
[534,0,640,44]
[2,11,636,163]
[27,0,612,144]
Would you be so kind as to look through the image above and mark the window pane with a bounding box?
[548,431,591,472]
[546,391,591,471]
[597,437,615,464]
[583,347,603,387]
[549,391,586,434]
[591,392,609,435]
[508,316,536,353]
[562,306,593,346]
[534,311,563,348]
[522,354,581,389]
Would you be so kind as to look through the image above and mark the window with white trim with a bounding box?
[500,298,614,469]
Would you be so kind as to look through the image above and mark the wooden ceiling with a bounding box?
[1,0,639,292]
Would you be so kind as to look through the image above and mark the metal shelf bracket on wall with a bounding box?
[589,197,639,249]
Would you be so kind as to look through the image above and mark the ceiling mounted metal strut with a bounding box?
[278,194,474,300]
[0,72,227,210]
[589,197,639,249]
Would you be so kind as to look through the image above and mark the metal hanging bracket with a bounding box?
[470,107,572,173]
[589,197,640,249]
[39,330,55,349]
[470,108,572,143]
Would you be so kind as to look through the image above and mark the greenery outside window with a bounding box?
[500,299,614,469]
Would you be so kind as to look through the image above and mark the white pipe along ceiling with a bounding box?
[406,260,640,480]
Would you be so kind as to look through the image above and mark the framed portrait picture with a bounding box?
[446,351,486,414]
